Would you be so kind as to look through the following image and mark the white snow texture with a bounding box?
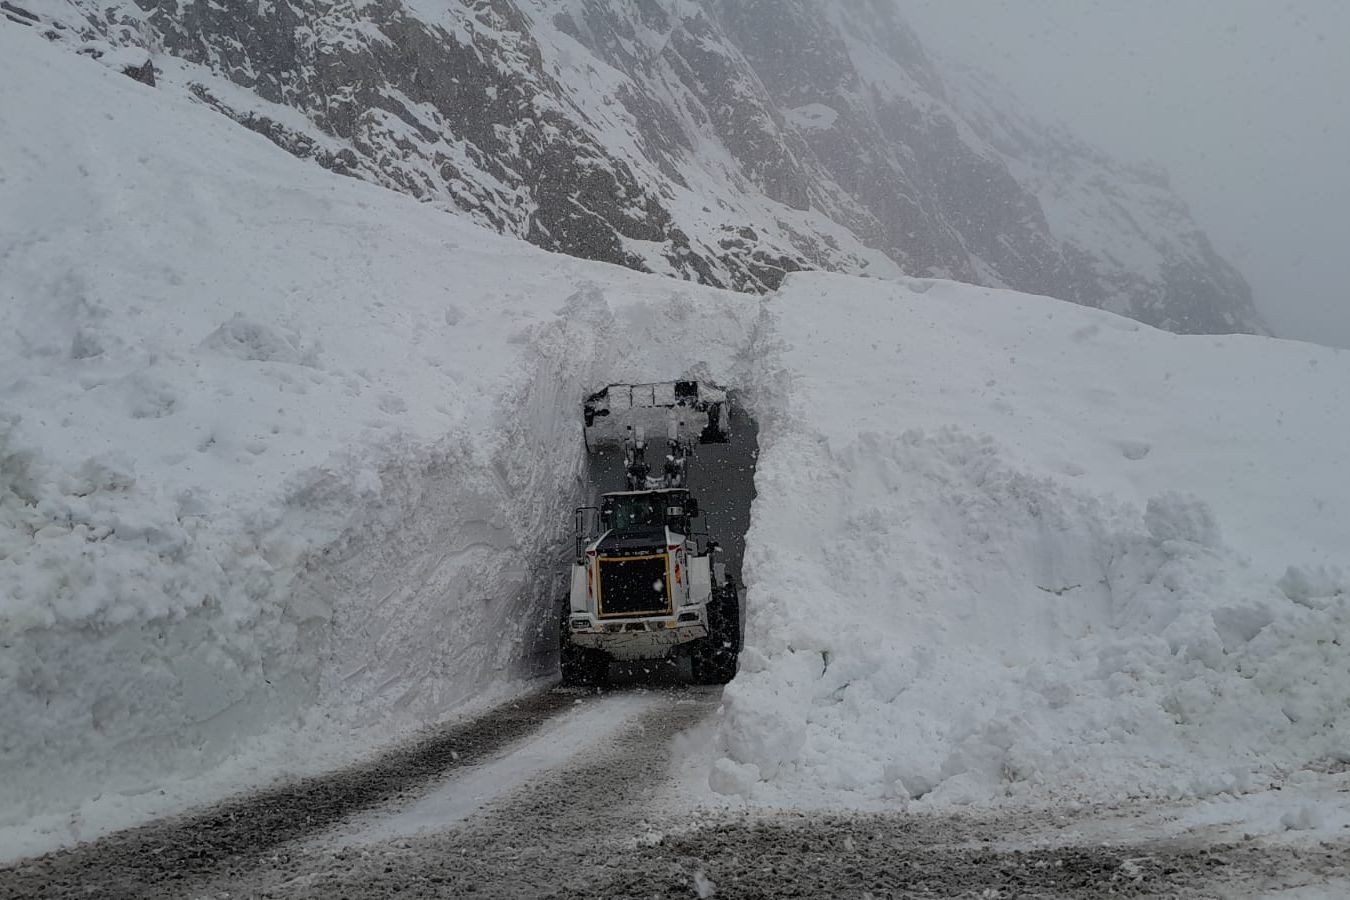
[3,15,1349,857]
[713,273,1350,809]
[0,25,753,854]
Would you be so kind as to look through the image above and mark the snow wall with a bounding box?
[714,272,1350,808]
[6,16,1350,859]
[0,26,756,855]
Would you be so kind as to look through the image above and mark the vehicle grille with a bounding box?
[597,553,671,618]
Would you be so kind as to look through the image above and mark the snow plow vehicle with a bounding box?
[560,382,740,685]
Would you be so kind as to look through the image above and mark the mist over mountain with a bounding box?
[18,0,1265,334]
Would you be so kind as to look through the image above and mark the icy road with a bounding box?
[3,686,1347,899]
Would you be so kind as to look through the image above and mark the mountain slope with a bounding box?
[13,0,1264,333]
[4,19,1345,862]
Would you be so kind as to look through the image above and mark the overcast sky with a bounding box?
[897,0,1350,349]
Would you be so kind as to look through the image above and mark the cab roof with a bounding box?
[601,488,691,497]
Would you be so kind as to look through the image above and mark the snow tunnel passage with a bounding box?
[689,402,758,585]
[583,400,758,586]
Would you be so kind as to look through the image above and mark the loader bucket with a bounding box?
[583,381,731,451]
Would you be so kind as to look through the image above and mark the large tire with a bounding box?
[559,603,610,687]
[691,582,740,685]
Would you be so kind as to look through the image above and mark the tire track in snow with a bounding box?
[0,688,584,900]
[186,687,724,899]
[318,690,662,845]
[176,687,1350,900]
[10,686,1348,899]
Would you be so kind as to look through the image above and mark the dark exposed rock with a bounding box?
[40,0,1265,334]
[122,57,154,85]
[2,1,38,23]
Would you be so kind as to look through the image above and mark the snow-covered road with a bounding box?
[4,686,1347,898]
[7,20,1350,898]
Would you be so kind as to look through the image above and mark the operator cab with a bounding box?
[600,489,698,537]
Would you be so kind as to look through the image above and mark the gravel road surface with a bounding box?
[5,685,1348,899]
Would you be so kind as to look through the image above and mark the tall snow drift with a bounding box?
[0,24,753,856]
[715,273,1350,807]
[3,8,1348,862]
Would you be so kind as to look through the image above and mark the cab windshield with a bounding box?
[602,493,685,532]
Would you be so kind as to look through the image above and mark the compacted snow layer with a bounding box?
[714,272,1350,809]
[0,25,755,851]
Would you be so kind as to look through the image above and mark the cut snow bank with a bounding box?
[0,25,755,856]
[6,10,1349,857]
[716,272,1350,808]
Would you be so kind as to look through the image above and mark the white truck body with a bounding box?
[561,381,739,682]
[566,494,717,661]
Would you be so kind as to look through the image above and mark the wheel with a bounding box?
[691,582,740,685]
[560,637,609,687]
[698,402,730,444]
[559,603,610,687]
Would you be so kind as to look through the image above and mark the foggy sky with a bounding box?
[898,0,1350,349]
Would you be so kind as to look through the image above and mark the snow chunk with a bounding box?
[785,103,840,132]
[1144,492,1222,549]
[1278,565,1346,609]
[201,314,320,367]
[1281,805,1325,831]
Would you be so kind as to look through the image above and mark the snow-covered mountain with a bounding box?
[4,19,1348,860]
[13,0,1263,334]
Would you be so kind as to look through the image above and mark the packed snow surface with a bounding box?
[713,272,1350,809]
[0,24,754,856]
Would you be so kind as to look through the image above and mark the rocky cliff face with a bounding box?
[17,0,1265,333]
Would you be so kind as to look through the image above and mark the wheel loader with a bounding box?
[560,381,740,685]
